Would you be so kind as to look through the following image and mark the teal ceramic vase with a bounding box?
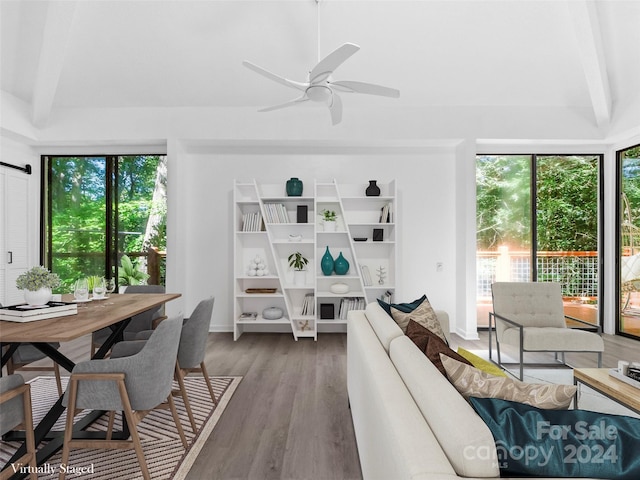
[321,246,334,276]
[286,177,303,196]
[334,252,349,275]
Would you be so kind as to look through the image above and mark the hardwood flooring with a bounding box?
[7,329,639,480]
[188,333,361,480]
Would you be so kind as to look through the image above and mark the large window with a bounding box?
[618,144,640,339]
[42,155,167,292]
[476,154,602,328]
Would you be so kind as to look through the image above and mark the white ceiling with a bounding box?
[1,0,639,139]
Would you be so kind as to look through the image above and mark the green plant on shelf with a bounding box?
[322,209,337,222]
[288,252,309,271]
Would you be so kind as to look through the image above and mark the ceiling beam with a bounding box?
[31,1,77,128]
[567,0,612,130]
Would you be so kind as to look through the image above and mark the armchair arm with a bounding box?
[490,312,526,329]
[564,315,601,333]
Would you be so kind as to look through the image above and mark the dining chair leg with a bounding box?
[59,378,80,480]
[167,393,189,448]
[116,379,151,480]
[22,384,37,480]
[200,362,217,406]
[106,411,115,440]
[54,363,63,396]
[175,363,197,432]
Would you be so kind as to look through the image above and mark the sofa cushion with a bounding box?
[457,347,507,377]
[363,302,403,353]
[441,355,576,409]
[470,396,640,479]
[390,336,500,478]
[405,320,471,375]
[348,310,459,479]
[391,299,447,343]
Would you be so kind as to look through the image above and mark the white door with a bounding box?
[0,169,30,305]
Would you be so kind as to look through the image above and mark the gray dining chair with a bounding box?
[0,374,37,480]
[59,316,187,480]
[91,284,167,356]
[0,303,63,395]
[136,297,216,432]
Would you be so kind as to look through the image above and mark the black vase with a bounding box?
[366,180,380,197]
[286,177,303,196]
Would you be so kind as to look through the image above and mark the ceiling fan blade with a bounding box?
[310,43,360,84]
[329,92,343,126]
[242,61,307,91]
[258,95,309,112]
[330,80,400,98]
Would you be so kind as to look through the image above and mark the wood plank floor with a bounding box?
[8,329,639,480]
[188,333,362,480]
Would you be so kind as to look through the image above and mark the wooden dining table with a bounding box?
[0,292,181,479]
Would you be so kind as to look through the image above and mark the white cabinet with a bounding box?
[0,169,30,306]
[233,179,397,341]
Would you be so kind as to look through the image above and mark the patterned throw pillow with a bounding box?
[405,320,471,375]
[441,355,576,410]
[391,298,447,343]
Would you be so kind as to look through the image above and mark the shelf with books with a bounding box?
[233,179,397,340]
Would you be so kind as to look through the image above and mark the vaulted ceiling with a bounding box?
[2,0,639,141]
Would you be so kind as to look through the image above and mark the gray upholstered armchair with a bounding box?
[59,316,187,480]
[0,374,37,480]
[489,282,604,380]
[136,297,216,432]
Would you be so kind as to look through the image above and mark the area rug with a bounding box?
[0,375,241,479]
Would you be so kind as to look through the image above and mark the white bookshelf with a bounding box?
[233,179,397,340]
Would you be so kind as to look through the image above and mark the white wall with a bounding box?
[169,146,461,334]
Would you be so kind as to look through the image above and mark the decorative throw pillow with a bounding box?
[441,355,576,409]
[391,298,447,343]
[470,397,640,479]
[405,320,471,375]
[456,347,507,377]
[377,295,427,317]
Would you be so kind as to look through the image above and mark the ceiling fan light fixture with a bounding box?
[306,85,332,103]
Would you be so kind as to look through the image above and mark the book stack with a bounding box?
[379,202,393,223]
[379,290,393,304]
[263,203,291,223]
[0,302,78,322]
[241,211,263,232]
[338,297,366,320]
[300,293,315,316]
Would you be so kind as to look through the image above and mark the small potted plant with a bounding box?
[322,209,338,232]
[16,266,61,306]
[288,251,309,286]
[118,254,149,290]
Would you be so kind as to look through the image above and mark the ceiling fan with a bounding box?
[243,42,400,125]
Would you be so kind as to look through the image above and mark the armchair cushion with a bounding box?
[502,326,604,352]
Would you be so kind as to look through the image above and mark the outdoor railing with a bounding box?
[477,248,598,299]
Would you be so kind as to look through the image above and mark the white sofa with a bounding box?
[347,302,587,480]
